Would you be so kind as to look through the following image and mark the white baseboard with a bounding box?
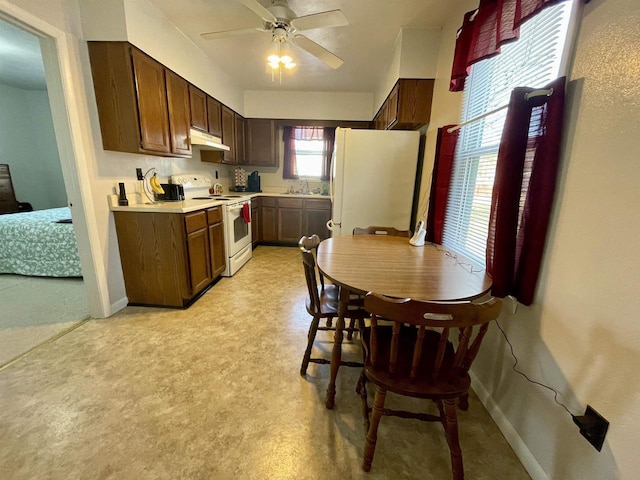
[470,372,548,480]
[109,297,129,316]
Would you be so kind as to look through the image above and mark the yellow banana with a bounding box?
[150,174,165,195]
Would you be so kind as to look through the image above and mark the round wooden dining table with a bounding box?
[316,235,493,409]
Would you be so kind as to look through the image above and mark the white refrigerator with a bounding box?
[327,128,421,237]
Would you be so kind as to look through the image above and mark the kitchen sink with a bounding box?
[283,192,328,196]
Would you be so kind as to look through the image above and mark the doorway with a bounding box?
[0,17,91,366]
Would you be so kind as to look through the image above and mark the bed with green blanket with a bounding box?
[0,207,82,277]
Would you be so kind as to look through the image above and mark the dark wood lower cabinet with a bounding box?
[277,198,304,243]
[187,227,212,295]
[260,197,277,242]
[302,200,331,240]
[256,196,331,245]
[113,206,225,308]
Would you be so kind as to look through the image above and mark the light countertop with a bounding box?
[108,192,331,214]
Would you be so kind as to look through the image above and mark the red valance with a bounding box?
[450,0,567,92]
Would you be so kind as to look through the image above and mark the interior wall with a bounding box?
[421,0,638,478]
[414,0,472,225]
[373,26,442,113]
[0,83,66,210]
[243,91,373,120]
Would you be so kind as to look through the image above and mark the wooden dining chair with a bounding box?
[299,235,368,376]
[352,226,412,237]
[357,293,502,479]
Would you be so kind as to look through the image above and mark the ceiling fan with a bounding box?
[200,0,348,69]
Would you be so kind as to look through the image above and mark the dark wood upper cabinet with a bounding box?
[235,114,246,165]
[189,85,208,132]
[165,70,192,156]
[88,41,190,157]
[385,83,400,129]
[372,78,435,131]
[245,119,277,167]
[220,105,236,164]
[131,49,171,153]
[207,96,222,137]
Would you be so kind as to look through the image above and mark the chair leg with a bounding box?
[362,386,387,472]
[347,318,356,340]
[356,371,370,433]
[441,398,464,480]
[300,315,321,376]
[458,393,469,411]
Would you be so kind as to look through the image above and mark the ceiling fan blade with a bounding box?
[293,35,344,69]
[291,10,349,31]
[237,0,277,23]
[201,27,267,41]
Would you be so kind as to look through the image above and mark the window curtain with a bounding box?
[426,126,459,244]
[283,126,298,179]
[283,126,334,180]
[321,127,335,181]
[485,76,565,305]
[450,0,567,92]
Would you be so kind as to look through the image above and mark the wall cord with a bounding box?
[495,319,575,418]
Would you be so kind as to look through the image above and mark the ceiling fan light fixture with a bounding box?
[201,0,349,71]
[284,62,296,69]
[280,55,293,64]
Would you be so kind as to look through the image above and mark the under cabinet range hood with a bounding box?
[189,128,230,151]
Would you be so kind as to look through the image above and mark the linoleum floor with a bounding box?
[0,246,530,479]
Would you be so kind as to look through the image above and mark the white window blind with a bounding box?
[442,2,572,265]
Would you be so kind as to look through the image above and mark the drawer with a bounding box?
[305,198,331,210]
[251,197,260,208]
[261,197,276,207]
[278,197,303,209]
[184,210,207,233]
[207,206,223,224]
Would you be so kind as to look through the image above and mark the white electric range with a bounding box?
[171,174,252,277]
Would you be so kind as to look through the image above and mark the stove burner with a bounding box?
[192,196,239,201]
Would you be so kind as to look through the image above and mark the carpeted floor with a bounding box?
[0,275,89,366]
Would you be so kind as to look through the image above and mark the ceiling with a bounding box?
[0,1,457,94]
[0,18,47,91]
[149,0,456,92]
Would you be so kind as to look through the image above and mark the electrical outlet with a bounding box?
[573,405,609,451]
[136,168,143,180]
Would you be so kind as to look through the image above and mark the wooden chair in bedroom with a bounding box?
[357,293,502,479]
[0,164,33,214]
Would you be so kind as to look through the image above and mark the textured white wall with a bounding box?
[420,0,640,478]
[374,26,442,114]
[490,0,639,477]
[397,27,441,79]
[243,90,373,120]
